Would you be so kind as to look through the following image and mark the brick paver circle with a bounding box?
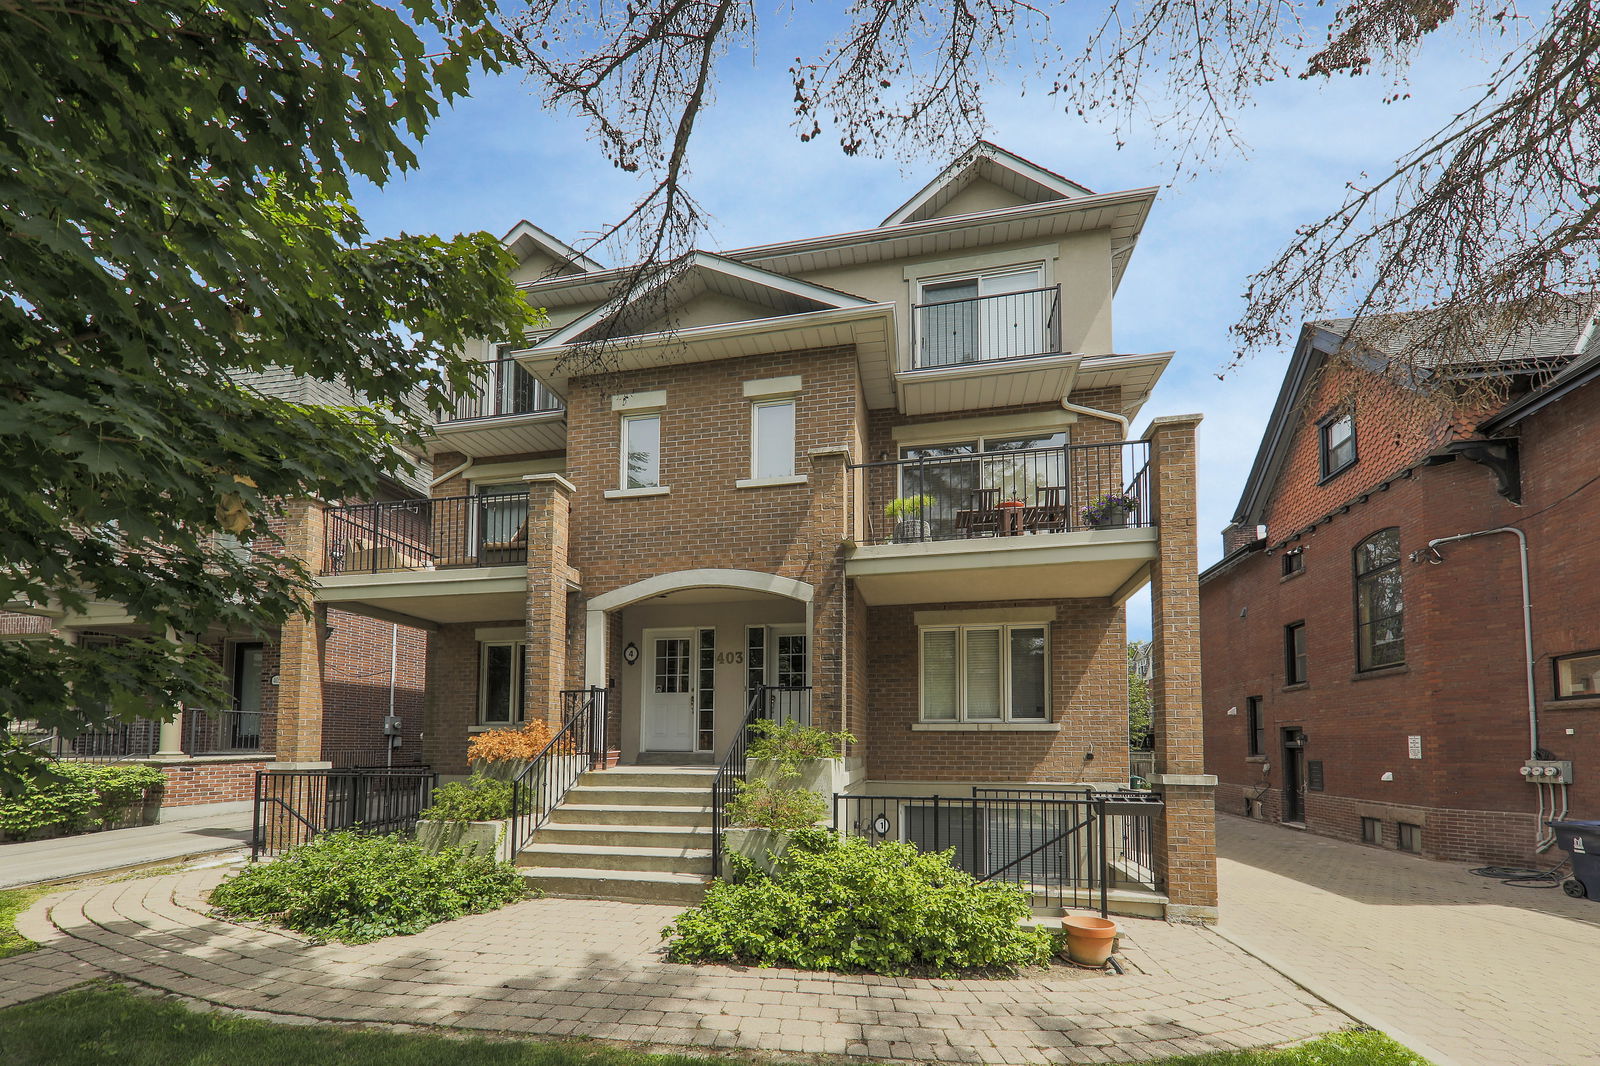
[2,869,1348,1063]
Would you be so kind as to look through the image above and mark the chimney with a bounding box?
[1222,521,1262,556]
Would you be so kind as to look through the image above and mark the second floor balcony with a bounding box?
[322,494,530,576]
[433,357,566,457]
[847,439,1158,604]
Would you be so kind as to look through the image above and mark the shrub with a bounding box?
[746,719,854,768]
[465,720,555,765]
[725,775,827,831]
[419,774,523,822]
[0,762,164,840]
[663,831,1052,975]
[209,831,531,944]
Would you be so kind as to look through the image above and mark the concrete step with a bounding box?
[518,842,712,875]
[563,785,712,808]
[547,803,713,828]
[531,821,716,849]
[1031,887,1170,922]
[579,768,718,790]
[523,866,710,906]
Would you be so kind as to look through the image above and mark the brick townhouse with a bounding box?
[1,368,429,811]
[309,142,1218,918]
[1200,308,1600,870]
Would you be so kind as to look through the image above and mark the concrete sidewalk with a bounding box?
[1216,813,1600,1066]
[0,804,251,889]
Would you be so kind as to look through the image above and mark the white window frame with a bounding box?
[478,640,526,725]
[914,263,1050,367]
[618,411,663,492]
[748,396,798,482]
[918,622,1050,723]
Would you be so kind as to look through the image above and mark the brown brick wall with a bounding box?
[157,758,272,806]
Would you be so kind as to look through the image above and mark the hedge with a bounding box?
[0,762,164,841]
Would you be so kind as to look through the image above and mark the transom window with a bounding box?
[621,412,661,489]
[751,398,796,480]
[479,641,527,724]
[920,623,1048,722]
[1554,651,1600,699]
[1354,529,1405,670]
[1319,411,1357,480]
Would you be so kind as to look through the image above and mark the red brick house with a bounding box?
[310,143,1218,917]
[1200,309,1600,869]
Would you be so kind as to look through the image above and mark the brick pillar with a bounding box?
[1144,414,1218,921]
[806,449,852,736]
[524,474,576,728]
[274,500,329,765]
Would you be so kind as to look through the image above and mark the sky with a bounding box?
[351,7,1502,640]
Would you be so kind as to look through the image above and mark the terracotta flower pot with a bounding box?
[1062,914,1118,967]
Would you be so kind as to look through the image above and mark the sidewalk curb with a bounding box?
[1209,921,1459,1066]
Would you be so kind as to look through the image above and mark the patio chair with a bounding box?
[1026,486,1070,533]
[955,487,1002,538]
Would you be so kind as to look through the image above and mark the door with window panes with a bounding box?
[918,267,1046,367]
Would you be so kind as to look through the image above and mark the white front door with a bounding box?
[643,628,696,752]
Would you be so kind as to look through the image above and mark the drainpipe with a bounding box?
[1060,398,1130,440]
[1424,527,1538,758]
[430,457,473,489]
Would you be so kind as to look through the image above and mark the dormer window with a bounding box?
[1319,411,1357,481]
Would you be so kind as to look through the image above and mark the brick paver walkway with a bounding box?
[0,867,1349,1064]
[1217,814,1600,1066]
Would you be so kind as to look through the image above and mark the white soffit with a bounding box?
[895,353,1081,417]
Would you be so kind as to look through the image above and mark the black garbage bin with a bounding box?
[1547,819,1600,900]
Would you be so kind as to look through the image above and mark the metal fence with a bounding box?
[445,357,563,423]
[5,717,162,762]
[322,493,531,575]
[832,787,1163,916]
[250,767,437,860]
[912,286,1061,369]
[854,439,1153,546]
[507,687,612,856]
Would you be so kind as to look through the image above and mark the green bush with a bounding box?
[724,775,827,831]
[746,718,854,768]
[0,762,164,840]
[418,774,522,822]
[663,830,1052,975]
[209,831,531,943]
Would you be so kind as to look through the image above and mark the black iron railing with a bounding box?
[250,767,437,860]
[507,687,611,857]
[322,493,531,575]
[5,717,162,762]
[832,788,1163,916]
[912,286,1061,369]
[446,357,563,423]
[854,439,1153,546]
[185,707,273,755]
[709,684,814,878]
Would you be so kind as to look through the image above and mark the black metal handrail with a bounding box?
[507,687,610,857]
[911,285,1061,369]
[250,767,437,859]
[185,706,273,755]
[832,789,1164,916]
[322,493,531,575]
[446,357,563,423]
[852,439,1153,545]
[709,684,813,878]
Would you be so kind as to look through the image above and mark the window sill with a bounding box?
[1245,755,1269,764]
[1317,460,1357,486]
[1546,696,1600,710]
[1352,664,1408,682]
[911,721,1060,732]
[735,475,808,489]
[1281,681,1310,693]
[603,486,671,499]
[1279,569,1306,584]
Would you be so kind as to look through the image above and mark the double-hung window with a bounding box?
[1319,411,1357,480]
[620,412,661,490]
[479,641,526,725]
[1354,529,1404,670]
[920,623,1048,722]
[751,398,796,480]
[1285,622,1308,685]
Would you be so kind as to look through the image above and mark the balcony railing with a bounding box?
[185,707,274,755]
[322,493,530,575]
[854,439,1152,546]
[444,357,563,423]
[5,708,276,760]
[912,286,1061,369]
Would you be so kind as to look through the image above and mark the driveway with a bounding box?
[1216,813,1600,1066]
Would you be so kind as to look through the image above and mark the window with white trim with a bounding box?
[479,641,526,724]
[620,412,661,489]
[920,623,1048,722]
[750,397,796,479]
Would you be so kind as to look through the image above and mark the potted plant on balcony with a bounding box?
[1082,492,1139,529]
[884,494,934,543]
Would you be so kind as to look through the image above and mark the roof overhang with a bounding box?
[895,353,1081,417]
[881,141,1096,225]
[315,566,531,628]
[428,410,567,459]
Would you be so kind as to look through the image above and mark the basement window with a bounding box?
[1396,822,1423,853]
[1361,817,1382,845]
[1554,650,1600,700]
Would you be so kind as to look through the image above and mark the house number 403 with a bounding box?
[716,651,744,665]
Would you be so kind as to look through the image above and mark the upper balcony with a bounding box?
[431,357,566,458]
[316,494,533,625]
[899,285,1080,416]
[845,439,1157,604]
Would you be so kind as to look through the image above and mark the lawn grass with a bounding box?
[0,984,1428,1066]
[0,887,47,959]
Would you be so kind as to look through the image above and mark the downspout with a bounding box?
[1424,527,1538,759]
[1060,398,1130,439]
[430,457,473,489]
